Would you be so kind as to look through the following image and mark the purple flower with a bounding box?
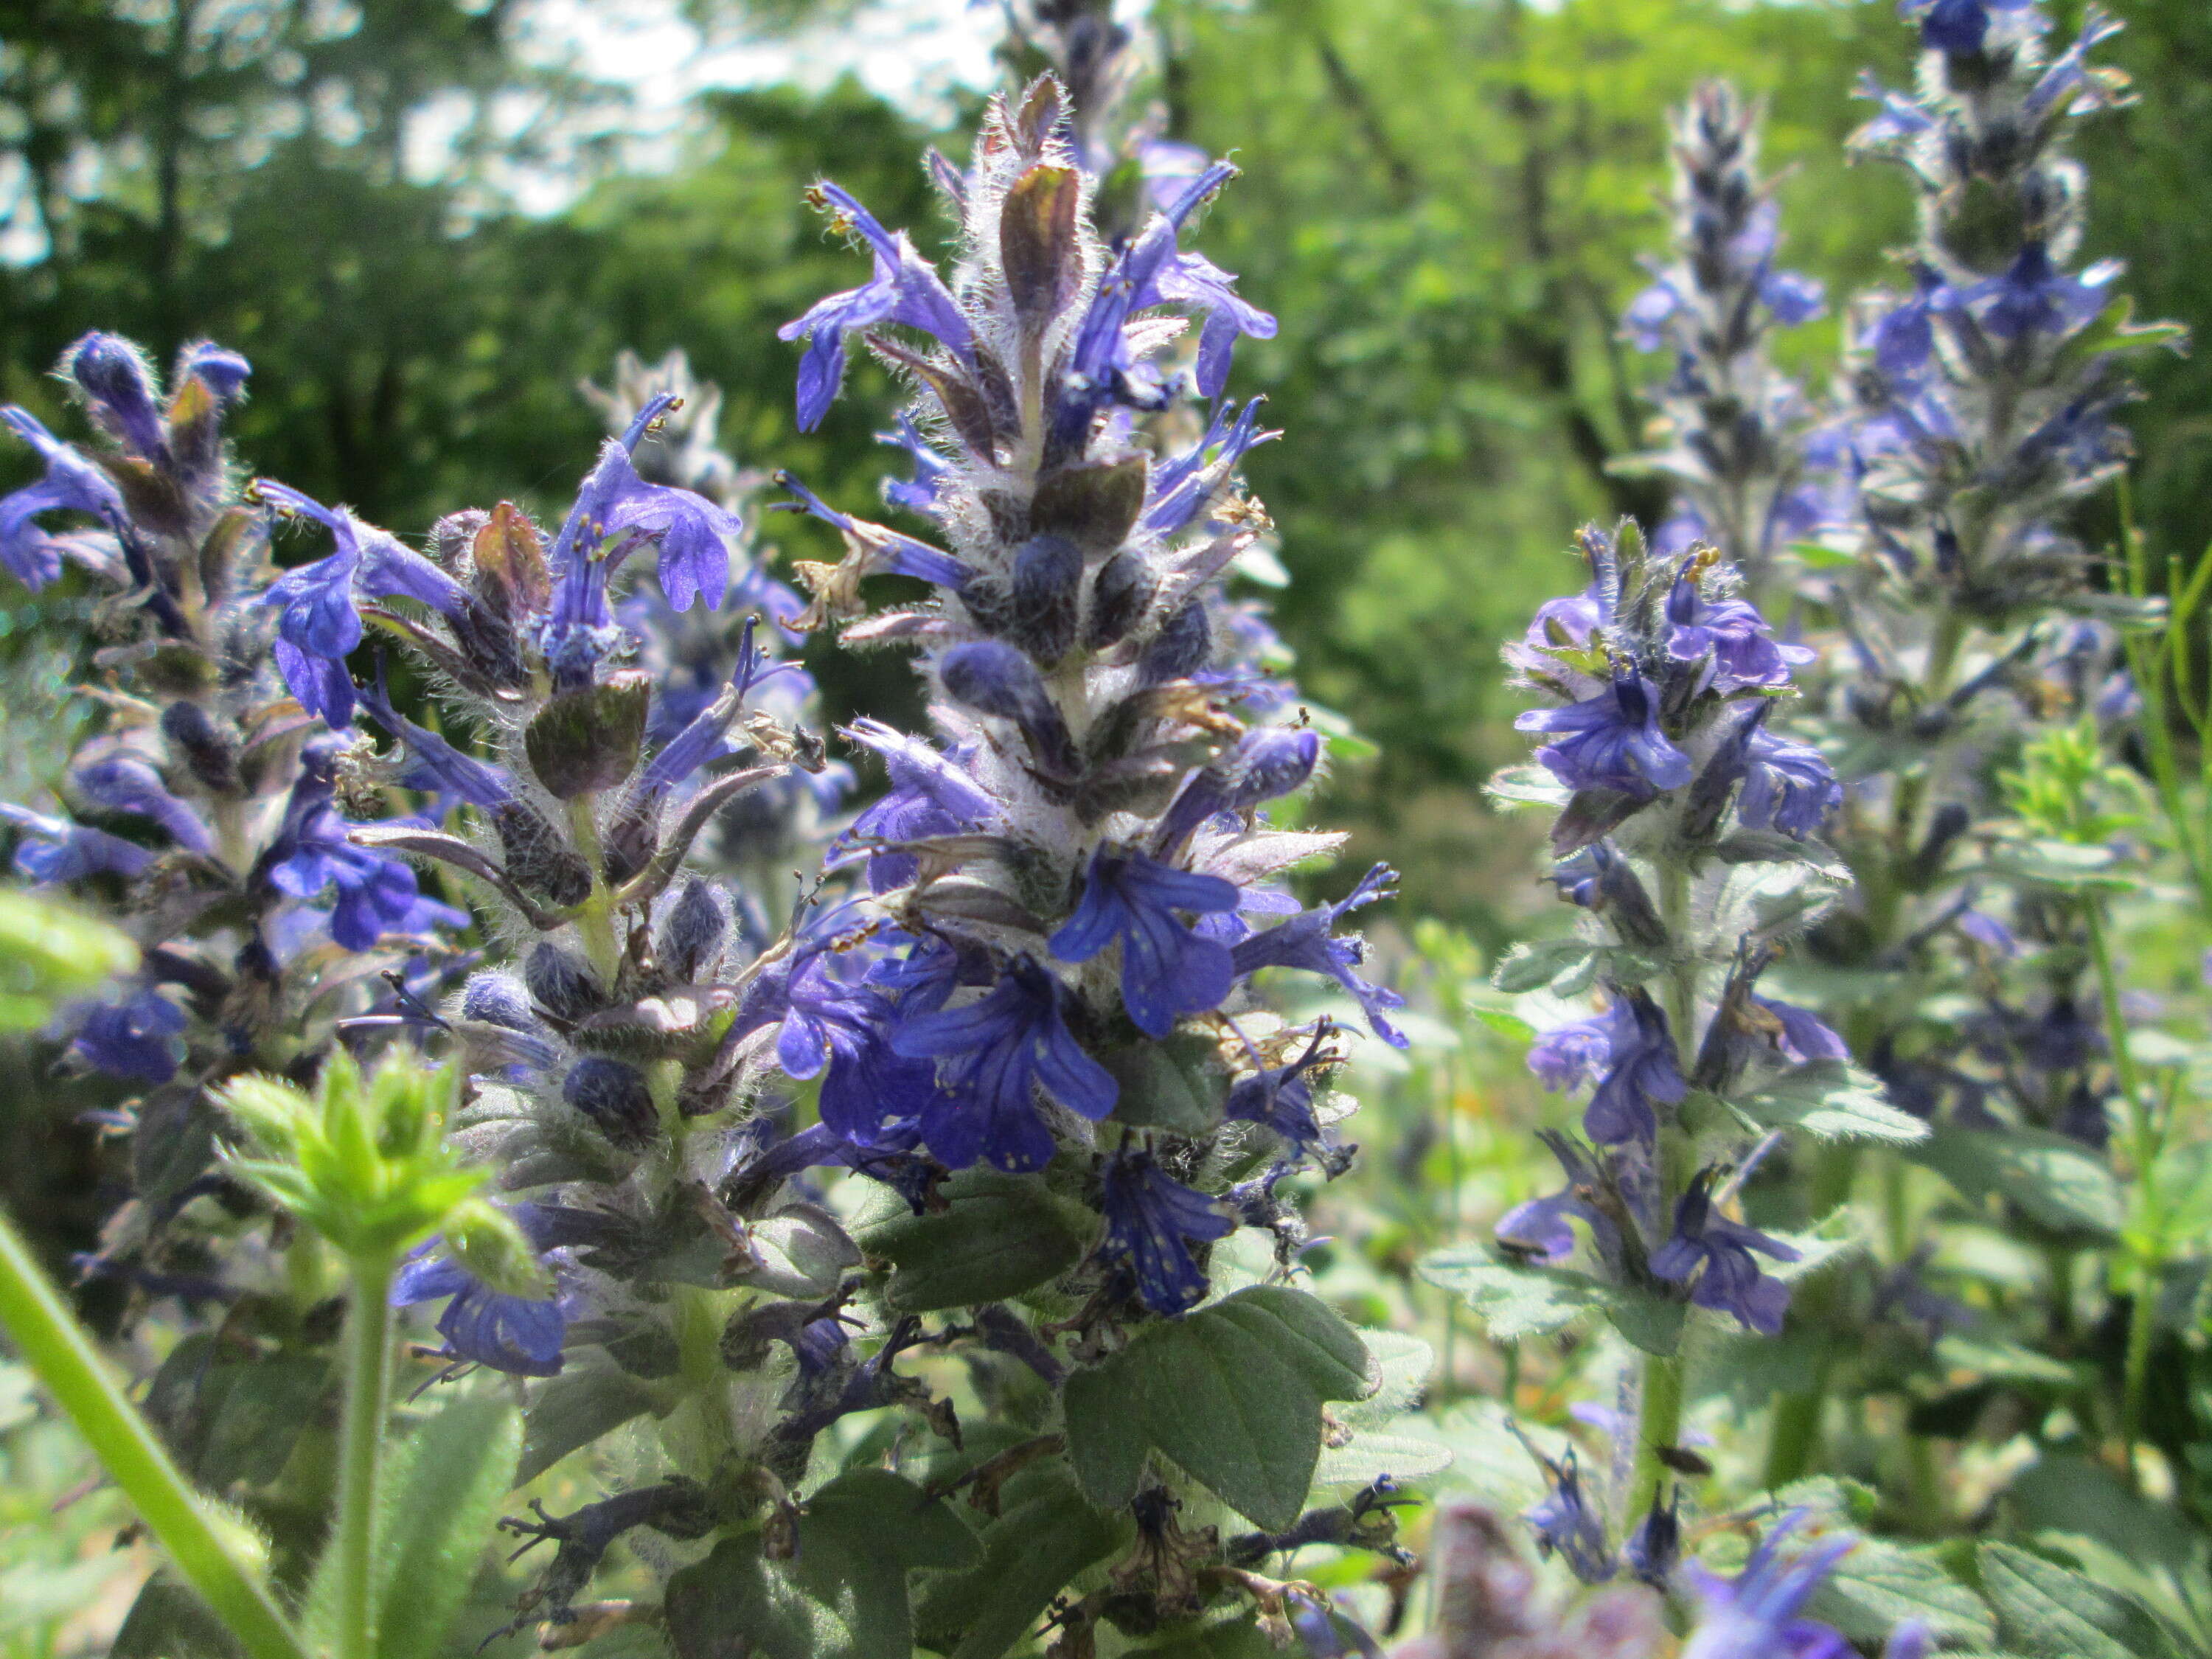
[72,989,187,1082]
[1057,163,1274,442]
[1739,727,1842,841]
[0,407,130,591]
[1584,992,1688,1147]
[177,340,251,404]
[1969,243,2119,342]
[72,755,212,854]
[778,183,975,431]
[1666,574,1811,692]
[260,740,456,950]
[255,484,372,724]
[1496,1130,1621,1268]
[1756,998,1849,1064]
[1144,398,1278,537]
[1624,282,1680,352]
[761,947,945,1150]
[776,473,973,592]
[1517,673,1692,801]
[1525,1447,1616,1584]
[1529,1013,1615,1094]
[1049,846,1240,1037]
[560,436,740,615]
[1867,267,1964,381]
[1098,1147,1236,1315]
[1650,1169,1801,1334]
[1102,163,1276,400]
[356,673,512,810]
[1223,1029,1340,1154]
[1759,269,1826,326]
[890,957,1117,1172]
[1155,725,1319,855]
[838,719,999,891]
[0,802,156,883]
[1679,1512,1854,1659]
[391,1205,574,1377]
[1229,864,1408,1048]
[878,414,950,518]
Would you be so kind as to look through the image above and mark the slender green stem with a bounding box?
[334,1252,397,1659]
[0,1210,307,1659]
[2087,903,2163,1484]
[564,796,622,988]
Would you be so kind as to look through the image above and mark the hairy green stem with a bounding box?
[1627,1343,1686,1524]
[0,1210,307,1659]
[334,1252,397,1659]
[1629,862,1697,1520]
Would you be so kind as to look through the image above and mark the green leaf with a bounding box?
[860,1167,1093,1312]
[1978,1543,2179,1659]
[664,1536,830,1659]
[194,1356,330,1490]
[1912,1124,2124,1242]
[515,1356,660,1486]
[1492,936,1598,994]
[1606,1286,1686,1357]
[665,1472,981,1659]
[375,1394,522,1659]
[1417,1247,1610,1341]
[730,1203,862,1298]
[1063,1362,1146,1512]
[1060,1286,1374,1530]
[1127,1623,1282,1658]
[1313,1429,1453,1487]
[1342,1330,1432,1427]
[1470,1005,1537,1044]
[1785,539,1863,571]
[914,1470,1130,1659]
[803,1467,981,1573]
[1711,830,1851,883]
[1806,1537,1997,1650]
[1485,765,1571,811]
[1102,1034,1225,1135]
[1982,837,2138,894]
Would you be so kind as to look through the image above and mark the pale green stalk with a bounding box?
[0,1209,307,1659]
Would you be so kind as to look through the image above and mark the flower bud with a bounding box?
[1088,549,1154,649]
[428,508,490,570]
[1008,533,1082,664]
[493,800,594,908]
[525,942,603,1023]
[939,640,1079,775]
[563,1056,659,1150]
[659,878,731,981]
[160,700,241,793]
[68,333,167,459]
[1138,599,1211,684]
